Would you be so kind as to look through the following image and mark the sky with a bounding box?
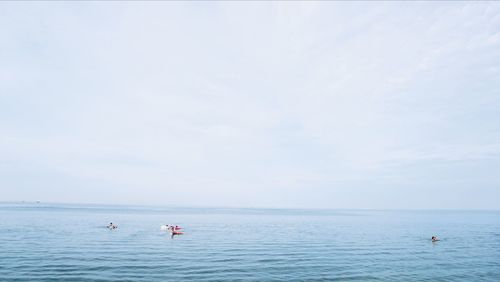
[1,2,500,209]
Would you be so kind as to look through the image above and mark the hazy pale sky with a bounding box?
[1,2,499,209]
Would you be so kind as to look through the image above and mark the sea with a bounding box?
[0,203,499,281]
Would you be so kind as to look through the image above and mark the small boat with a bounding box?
[161,225,182,231]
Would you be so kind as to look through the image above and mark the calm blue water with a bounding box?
[0,203,499,281]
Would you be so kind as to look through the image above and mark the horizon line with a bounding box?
[1,200,499,212]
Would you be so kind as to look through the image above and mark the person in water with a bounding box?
[108,222,117,229]
[432,236,439,242]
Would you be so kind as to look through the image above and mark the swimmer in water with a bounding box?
[432,236,439,242]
